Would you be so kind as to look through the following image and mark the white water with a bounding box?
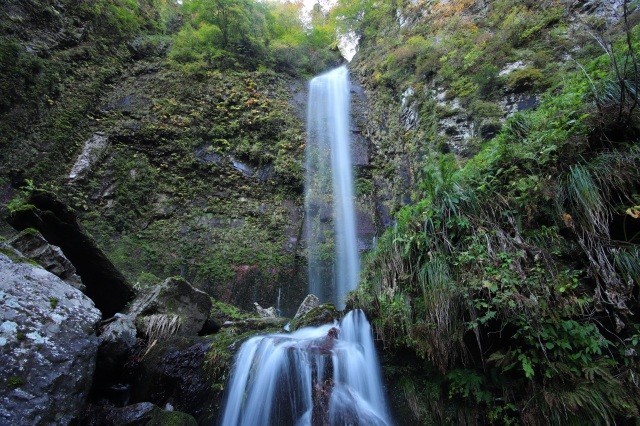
[220,66,390,425]
[220,310,391,426]
[305,65,359,309]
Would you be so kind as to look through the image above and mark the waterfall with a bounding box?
[220,310,391,426]
[220,66,390,425]
[305,65,359,309]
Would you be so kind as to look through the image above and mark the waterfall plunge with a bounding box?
[220,67,390,425]
[305,65,359,309]
[220,311,391,426]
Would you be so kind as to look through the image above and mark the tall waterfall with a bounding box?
[305,65,359,309]
[220,66,390,425]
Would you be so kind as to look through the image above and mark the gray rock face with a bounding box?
[253,302,277,318]
[570,0,625,25]
[9,229,85,291]
[127,277,212,338]
[0,253,101,425]
[68,132,109,182]
[294,294,320,320]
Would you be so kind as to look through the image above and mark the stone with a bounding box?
[0,252,101,425]
[68,132,109,182]
[130,337,227,424]
[82,401,197,426]
[294,294,320,320]
[97,313,138,378]
[254,302,277,318]
[289,304,340,332]
[9,228,85,291]
[7,192,136,317]
[127,277,212,338]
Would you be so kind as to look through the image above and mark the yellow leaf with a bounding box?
[626,206,640,219]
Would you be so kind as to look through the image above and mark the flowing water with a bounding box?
[220,66,390,425]
[220,310,390,426]
[305,65,359,309]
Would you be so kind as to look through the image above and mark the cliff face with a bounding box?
[348,0,640,423]
[0,0,315,314]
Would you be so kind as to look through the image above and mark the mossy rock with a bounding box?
[289,304,340,332]
[148,410,197,426]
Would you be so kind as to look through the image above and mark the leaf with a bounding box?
[520,355,535,379]
[626,206,640,219]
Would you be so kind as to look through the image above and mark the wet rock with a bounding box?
[131,336,227,424]
[9,228,85,291]
[127,277,212,338]
[290,304,340,331]
[6,192,136,317]
[97,314,138,377]
[82,401,197,426]
[498,93,540,117]
[294,294,320,320]
[0,252,101,425]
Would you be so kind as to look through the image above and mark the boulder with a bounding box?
[7,191,135,317]
[253,302,277,318]
[9,228,85,291]
[293,294,320,320]
[96,313,138,381]
[130,336,227,424]
[0,252,102,425]
[289,304,341,332]
[82,401,197,426]
[127,277,212,338]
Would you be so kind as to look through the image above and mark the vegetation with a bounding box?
[345,1,640,423]
[170,0,340,75]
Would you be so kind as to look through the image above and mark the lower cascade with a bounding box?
[220,310,391,426]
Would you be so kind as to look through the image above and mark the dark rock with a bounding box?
[82,401,197,426]
[6,192,136,317]
[0,252,101,425]
[130,337,224,424]
[9,228,85,291]
[290,304,340,331]
[479,121,502,141]
[97,314,138,377]
[127,277,212,338]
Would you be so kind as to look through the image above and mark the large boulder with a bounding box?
[9,228,85,291]
[82,401,197,426]
[130,336,228,424]
[7,192,135,317]
[289,304,341,332]
[0,251,102,425]
[127,277,212,338]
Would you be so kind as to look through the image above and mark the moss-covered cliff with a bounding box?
[0,0,341,314]
[342,0,640,423]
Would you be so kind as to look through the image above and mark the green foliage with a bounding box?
[49,297,59,309]
[170,0,340,75]
[350,13,640,423]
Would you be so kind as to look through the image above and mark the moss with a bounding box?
[147,410,197,426]
[7,376,25,389]
[49,297,59,310]
[289,304,340,332]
